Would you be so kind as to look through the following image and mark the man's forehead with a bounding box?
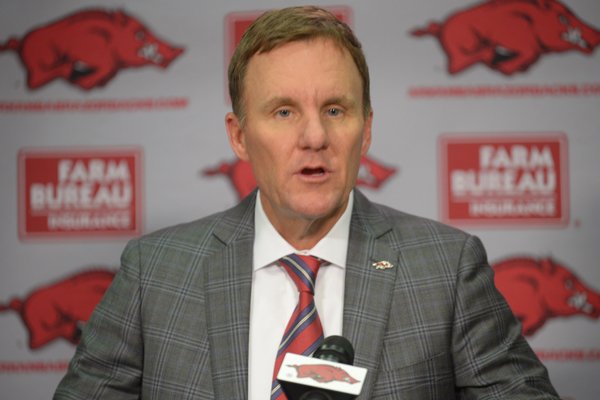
[255,36,347,56]
[252,82,362,114]
[247,37,353,73]
[241,37,363,113]
[246,39,359,84]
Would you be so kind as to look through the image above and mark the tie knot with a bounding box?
[278,254,323,294]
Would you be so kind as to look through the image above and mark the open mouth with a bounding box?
[301,167,326,176]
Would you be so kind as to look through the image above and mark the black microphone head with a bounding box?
[313,335,354,365]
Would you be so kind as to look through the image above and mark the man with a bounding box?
[54,6,559,400]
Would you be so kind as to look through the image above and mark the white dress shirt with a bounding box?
[248,191,352,400]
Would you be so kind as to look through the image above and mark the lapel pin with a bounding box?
[372,260,394,270]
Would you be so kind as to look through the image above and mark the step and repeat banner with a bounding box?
[1,0,599,398]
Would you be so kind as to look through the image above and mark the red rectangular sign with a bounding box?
[18,147,143,239]
[439,133,569,226]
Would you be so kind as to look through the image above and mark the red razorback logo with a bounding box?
[203,156,397,200]
[0,8,184,90]
[0,269,115,349]
[492,257,600,336]
[290,364,360,384]
[411,0,600,75]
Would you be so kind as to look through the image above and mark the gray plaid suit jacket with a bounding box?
[54,190,558,399]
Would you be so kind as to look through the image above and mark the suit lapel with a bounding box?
[204,191,397,398]
[205,193,256,399]
[343,191,399,399]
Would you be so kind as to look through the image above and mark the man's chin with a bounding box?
[287,196,349,222]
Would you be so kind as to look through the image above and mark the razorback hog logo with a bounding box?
[492,257,600,336]
[411,0,600,75]
[203,156,397,199]
[0,269,115,349]
[0,8,184,90]
[290,364,360,384]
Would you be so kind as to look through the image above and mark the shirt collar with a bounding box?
[253,190,353,271]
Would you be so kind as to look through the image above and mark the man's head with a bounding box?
[228,6,371,123]
[225,6,373,249]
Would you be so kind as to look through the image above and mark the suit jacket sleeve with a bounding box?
[54,196,252,400]
[53,239,144,399]
[451,235,558,399]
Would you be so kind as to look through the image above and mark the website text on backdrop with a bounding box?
[54,6,559,399]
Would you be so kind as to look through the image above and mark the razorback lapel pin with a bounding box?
[372,260,394,270]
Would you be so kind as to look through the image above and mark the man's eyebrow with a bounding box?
[259,95,359,113]
[324,95,358,108]
[260,96,297,112]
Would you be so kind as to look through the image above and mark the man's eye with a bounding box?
[327,107,342,117]
[276,109,291,118]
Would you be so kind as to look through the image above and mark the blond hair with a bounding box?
[228,6,371,122]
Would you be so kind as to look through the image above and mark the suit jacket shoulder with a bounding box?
[135,189,256,253]
[55,193,258,400]
[353,188,471,245]
[347,190,558,399]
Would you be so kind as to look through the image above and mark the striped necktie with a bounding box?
[271,254,324,400]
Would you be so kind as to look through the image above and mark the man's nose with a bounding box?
[299,112,329,150]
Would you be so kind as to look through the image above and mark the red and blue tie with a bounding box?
[271,254,324,400]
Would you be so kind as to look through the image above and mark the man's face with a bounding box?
[226,37,372,233]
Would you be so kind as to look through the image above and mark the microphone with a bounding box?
[277,336,367,400]
[313,335,354,365]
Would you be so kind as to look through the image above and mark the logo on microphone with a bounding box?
[290,364,360,384]
[278,353,367,396]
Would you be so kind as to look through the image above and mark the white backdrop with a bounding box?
[1,0,599,398]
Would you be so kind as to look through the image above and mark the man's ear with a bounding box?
[225,112,249,161]
[361,110,373,156]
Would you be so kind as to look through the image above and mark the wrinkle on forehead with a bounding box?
[246,38,364,116]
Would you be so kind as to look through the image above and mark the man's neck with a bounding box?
[257,191,353,250]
